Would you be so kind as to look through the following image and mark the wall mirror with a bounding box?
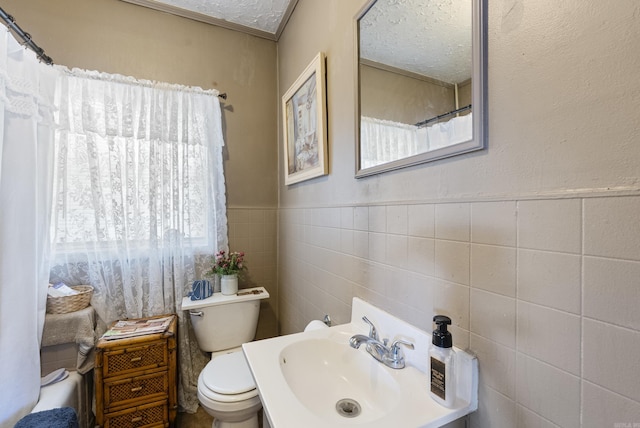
[355,0,487,178]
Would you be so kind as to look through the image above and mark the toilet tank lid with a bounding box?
[181,286,269,311]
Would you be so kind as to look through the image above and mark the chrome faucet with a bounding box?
[349,316,415,369]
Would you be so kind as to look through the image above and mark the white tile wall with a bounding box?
[471,201,517,247]
[470,383,516,428]
[584,196,640,260]
[581,381,640,428]
[517,249,581,314]
[470,289,516,348]
[435,240,470,285]
[408,204,435,238]
[471,244,516,297]
[277,195,640,427]
[518,199,582,253]
[516,301,581,375]
[516,405,561,428]
[515,353,581,427]
[469,333,516,398]
[436,203,470,242]
[583,256,640,330]
[583,318,640,403]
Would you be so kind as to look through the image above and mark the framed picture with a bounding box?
[282,52,328,185]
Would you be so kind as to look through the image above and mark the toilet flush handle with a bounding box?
[189,310,204,317]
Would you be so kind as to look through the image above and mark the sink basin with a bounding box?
[242,298,478,428]
[279,338,400,423]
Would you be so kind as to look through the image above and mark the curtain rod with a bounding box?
[415,104,472,128]
[0,6,228,101]
[0,6,53,65]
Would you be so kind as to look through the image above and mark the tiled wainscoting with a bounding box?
[278,195,640,428]
[227,207,278,340]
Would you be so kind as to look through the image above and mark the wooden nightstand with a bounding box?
[95,314,177,428]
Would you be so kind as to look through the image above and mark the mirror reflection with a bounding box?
[356,0,485,176]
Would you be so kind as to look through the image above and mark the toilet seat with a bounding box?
[199,351,258,403]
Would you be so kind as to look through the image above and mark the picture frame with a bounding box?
[282,52,328,185]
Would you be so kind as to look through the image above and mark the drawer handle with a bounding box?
[130,356,142,362]
[131,416,143,423]
[131,386,143,392]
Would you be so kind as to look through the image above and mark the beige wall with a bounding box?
[458,79,472,108]
[278,1,640,427]
[360,63,455,124]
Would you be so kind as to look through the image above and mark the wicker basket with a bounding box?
[46,285,94,314]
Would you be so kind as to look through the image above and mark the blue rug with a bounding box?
[14,407,79,428]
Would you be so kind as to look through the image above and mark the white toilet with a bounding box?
[182,286,269,428]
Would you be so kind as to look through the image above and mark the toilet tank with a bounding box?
[181,287,269,352]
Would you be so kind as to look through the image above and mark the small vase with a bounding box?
[220,274,238,295]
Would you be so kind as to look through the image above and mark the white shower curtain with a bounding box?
[0,29,57,427]
[424,113,473,151]
[360,114,473,168]
[360,116,424,169]
[48,68,228,412]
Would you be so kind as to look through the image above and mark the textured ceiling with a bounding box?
[359,0,472,84]
[152,0,292,33]
[123,0,295,38]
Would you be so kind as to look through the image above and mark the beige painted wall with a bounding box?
[279,1,640,206]
[278,1,640,427]
[4,0,278,209]
[360,63,455,125]
[458,79,471,108]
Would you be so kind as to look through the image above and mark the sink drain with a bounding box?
[335,398,361,418]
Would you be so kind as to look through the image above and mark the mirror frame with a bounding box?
[354,0,487,178]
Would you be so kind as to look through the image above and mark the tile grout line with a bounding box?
[514,199,520,409]
[579,197,585,427]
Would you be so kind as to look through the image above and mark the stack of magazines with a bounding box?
[101,316,173,340]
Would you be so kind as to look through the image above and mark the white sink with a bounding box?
[242,298,478,428]
[279,337,401,423]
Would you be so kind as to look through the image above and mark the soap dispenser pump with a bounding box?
[429,315,455,408]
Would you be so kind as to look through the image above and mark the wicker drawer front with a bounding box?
[104,372,169,410]
[103,400,168,428]
[104,342,167,377]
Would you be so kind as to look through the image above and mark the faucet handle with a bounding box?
[362,316,379,341]
[390,339,414,352]
[383,339,415,369]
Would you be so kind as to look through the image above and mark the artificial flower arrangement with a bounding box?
[207,250,247,277]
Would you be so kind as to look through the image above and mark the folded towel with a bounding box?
[14,407,79,428]
[189,279,213,300]
[41,306,96,374]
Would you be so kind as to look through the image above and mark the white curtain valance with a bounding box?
[54,67,222,144]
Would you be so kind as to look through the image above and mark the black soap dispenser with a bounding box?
[429,315,455,408]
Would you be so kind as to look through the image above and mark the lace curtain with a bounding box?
[0,29,57,427]
[48,68,228,412]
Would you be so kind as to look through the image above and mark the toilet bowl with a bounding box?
[197,349,262,428]
[181,286,270,428]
